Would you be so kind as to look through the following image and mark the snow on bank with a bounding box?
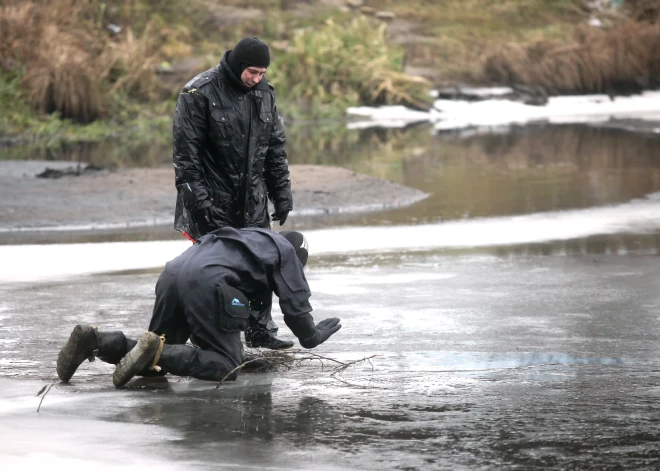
[347,91,660,131]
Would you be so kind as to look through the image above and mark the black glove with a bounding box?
[284,313,341,349]
[271,209,289,226]
[194,206,214,235]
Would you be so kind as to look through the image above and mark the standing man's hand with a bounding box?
[271,209,289,226]
[195,206,215,234]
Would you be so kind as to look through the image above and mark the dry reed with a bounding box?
[625,0,660,23]
[483,20,660,95]
[0,0,159,123]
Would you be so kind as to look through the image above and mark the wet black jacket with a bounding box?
[173,52,292,239]
[149,228,312,364]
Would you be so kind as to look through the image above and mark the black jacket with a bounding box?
[173,52,293,239]
[148,228,313,363]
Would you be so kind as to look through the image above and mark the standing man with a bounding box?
[56,229,342,387]
[173,36,292,238]
[172,37,294,349]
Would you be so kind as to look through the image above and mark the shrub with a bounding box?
[268,16,432,116]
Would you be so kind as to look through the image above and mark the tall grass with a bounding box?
[0,0,160,123]
[268,16,432,116]
[483,21,660,95]
[625,0,660,23]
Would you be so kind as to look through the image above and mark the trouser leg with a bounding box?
[245,303,294,350]
[148,267,192,345]
[97,331,136,365]
[157,343,237,381]
[249,303,278,334]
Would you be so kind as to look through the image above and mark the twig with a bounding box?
[215,350,380,388]
[36,382,55,412]
[215,357,292,388]
[329,355,378,377]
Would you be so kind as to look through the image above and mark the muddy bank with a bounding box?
[0,161,427,243]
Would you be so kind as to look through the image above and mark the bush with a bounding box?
[268,16,432,116]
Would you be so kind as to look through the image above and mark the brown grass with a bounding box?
[0,0,159,123]
[483,21,660,95]
[625,0,660,23]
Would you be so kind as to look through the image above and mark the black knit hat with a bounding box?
[228,37,270,80]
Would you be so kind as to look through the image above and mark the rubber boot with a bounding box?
[247,302,293,350]
[56,324,99,382]
[113,332,161,388]
[97,331,131,365]
[245,328,294,350]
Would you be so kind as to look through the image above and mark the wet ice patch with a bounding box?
[310,272,455,295]
[2,192,660,283]
[0,359,40,367]
[306,193,660,255]
[348,273,455,285]
[398,351,622,372]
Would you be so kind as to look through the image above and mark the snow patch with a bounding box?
[347,91,660,131]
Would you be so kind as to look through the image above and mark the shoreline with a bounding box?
[0,161,427,244]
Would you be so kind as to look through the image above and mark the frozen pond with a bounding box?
[2,121,660,469]
[1,248,660,469]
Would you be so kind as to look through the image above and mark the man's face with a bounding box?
[241,66,267,87]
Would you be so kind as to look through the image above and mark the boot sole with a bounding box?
[56,324,96,382]
[113,333,160,388]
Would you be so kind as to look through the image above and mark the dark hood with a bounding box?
[220,51,253,94]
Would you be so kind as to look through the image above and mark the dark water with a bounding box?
[5,123,660,230]
[3,123,660,469]
[291,123,660,228]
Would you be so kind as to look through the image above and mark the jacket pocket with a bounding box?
[248,183,269,228]
[216,284,250,332]
[211,109,236,146]
[258,112,273,144]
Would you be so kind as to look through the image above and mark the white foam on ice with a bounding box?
[1,192,659,284]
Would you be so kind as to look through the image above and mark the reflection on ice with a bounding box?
[308,192,660,254]
[1,192,660,283]
[403,352,622,372]
[311,273,456,296]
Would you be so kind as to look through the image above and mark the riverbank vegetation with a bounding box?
[484,5,660,95]
[0,0,656,148]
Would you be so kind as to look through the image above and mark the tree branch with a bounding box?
[215,350,380,388]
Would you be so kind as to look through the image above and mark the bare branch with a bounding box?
[37,382,55,412]
[215,350,381,388]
